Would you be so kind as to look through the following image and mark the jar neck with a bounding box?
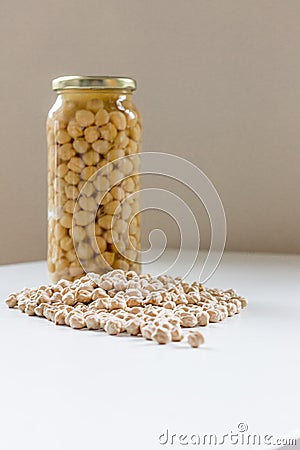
[56,89,133,100]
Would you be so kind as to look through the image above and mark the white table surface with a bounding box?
[0,251,299,450]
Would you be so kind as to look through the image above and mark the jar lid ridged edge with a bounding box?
[52,76,137,91]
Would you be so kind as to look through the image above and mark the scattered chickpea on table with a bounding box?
[5,269,248,348]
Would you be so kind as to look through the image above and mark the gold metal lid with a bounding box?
[52,76,137,91]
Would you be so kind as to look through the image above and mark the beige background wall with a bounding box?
[0,0,300,264]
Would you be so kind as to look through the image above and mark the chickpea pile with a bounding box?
[47,94,141,282]
[5,270,248,348]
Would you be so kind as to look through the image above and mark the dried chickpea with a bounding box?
[69,314,86,329]
[152,326,171,345]
[187,331,205,348]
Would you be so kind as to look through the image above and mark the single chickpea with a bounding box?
[109,111,126,130]
[103,229,118,244]
[87,98,104,112]
[126,111,138,128]
[57,163,69,178]
[102,251,115,266]
[113,259,129,271]
[60,213,73,229]
[86,314,101,330]
[110,169,123,185]
[98,214,113,230]
[187,330,205,348]
[78,196,97,212]
[65,171,80,186]
[69,314,86,329]
[56,129,71,144]
[126,319,141,336]
[91,235,107,253]
[67,121,84,139]
[67,157,85,173]
[70,225,86,241]
[180,313,198,328]
[78,181,95,197]
[56,258,69,272]
[115,131,129,148]
[81,166,97,181]
[74,210,94,226]
[122,177,135,193]
[93,175,110,194]
[95,108,109,126]
[84,126,99,143]
[110,239,126,254]
[54,222,68,240]
[126,139,138,155]
[104,200,120,215]
[207,309,220,322]
[92,139,111,155]
[121,203,132,221]
[114,219,127,234]
[110,186,125,201]
[60,236,73,252]
[100,123,117,141]
[107,148,125,162]
[58,143,75,161]
[82,150,100,166]
[66,249,77,262]
[73,138,89,154]
[64,199,76,214]
[124,249,137,261]
[65,185,79,200]
[76,242,94,260]
[75,110,95,127]
[104,318,123,335]
[196,311,210,326]
[101,192,113,205]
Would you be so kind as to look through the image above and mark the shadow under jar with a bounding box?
[47,76,142,282]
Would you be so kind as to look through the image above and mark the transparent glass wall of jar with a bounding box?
[47,77,141,282]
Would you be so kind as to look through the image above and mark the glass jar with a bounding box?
[47,76,141,282]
